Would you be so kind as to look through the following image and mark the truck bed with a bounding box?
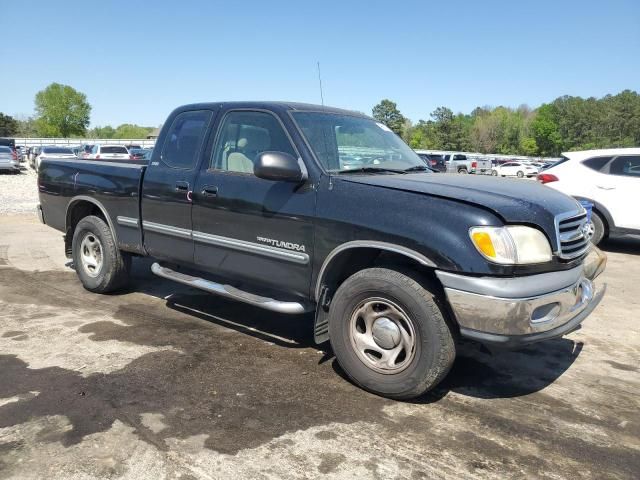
[38,158,147,254]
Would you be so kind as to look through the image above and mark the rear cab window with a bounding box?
[161,110,212,169]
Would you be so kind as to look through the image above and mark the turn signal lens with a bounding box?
[471,231,496,258]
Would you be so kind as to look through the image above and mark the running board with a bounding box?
[151,263,310,314]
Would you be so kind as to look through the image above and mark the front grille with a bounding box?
[556,211,590,259]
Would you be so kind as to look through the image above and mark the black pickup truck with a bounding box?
[37,102,607,399]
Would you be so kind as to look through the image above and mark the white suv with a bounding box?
[538,148,640,245]
[86,144,131,160]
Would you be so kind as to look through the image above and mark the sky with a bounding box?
[1,0,638,127]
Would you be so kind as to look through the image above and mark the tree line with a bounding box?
[0,83,156,139]
[372,90,640,157]
[2,83,638,154]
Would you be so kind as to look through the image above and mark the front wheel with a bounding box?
[491,169,498,176]
[328,268,456,400]
[72,215,131,293]
[516,170,524,178]
[589,211,606,246]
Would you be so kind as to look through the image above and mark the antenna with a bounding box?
[317,61,324,106]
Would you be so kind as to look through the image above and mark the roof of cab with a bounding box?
[173,101,368,117]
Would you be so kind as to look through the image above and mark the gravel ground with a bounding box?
[0,215,639,479]
[0,167,39,215]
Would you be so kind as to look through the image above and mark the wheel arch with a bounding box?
[573,195,613,235]
[315,241,437,302]
[313,241,440,343]
[65,196,118,257]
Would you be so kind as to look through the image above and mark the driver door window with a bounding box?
[211,111,297,174]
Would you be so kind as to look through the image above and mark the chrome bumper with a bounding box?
[437,247,607,347]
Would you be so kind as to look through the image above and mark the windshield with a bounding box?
[292,112,427,173]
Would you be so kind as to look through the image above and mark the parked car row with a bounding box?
[27,145,154,171]
[414,150,556,177]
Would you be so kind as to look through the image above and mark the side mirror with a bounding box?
[254,151,306,182]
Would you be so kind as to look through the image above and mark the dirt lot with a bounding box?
[0,214,639,479]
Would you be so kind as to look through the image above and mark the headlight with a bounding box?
[469,226,552,264]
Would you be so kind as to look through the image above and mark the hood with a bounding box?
[340,173,582,226]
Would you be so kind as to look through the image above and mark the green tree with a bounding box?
[89,125,116,138]
[14,116,38,137]
[34,83,91,137]
[0,113,18,137]
[113,124,154,139]
[531,104,562,156]
[372,99,406,136]
[519,137,538,156]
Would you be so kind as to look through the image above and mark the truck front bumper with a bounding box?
[436,247,607,348]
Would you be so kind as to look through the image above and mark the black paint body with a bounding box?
[38,102,585,302]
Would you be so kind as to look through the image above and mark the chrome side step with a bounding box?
[151,263,310,314]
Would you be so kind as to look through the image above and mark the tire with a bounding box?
[72,215,130,293]
[589,211,606,246]
[491,170,498,176]
[516,170,524,178]
[457,168,468,174]
[328,268,456,400]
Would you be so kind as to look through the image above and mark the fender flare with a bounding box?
[65,196,119,245]
[314,240,437,302]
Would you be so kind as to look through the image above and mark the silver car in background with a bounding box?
[0,146,20,173]
[35,146,77,172]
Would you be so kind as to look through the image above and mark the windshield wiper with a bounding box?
[336,167,406,175]
[403,165,430,172]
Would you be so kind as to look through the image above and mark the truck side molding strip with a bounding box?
[151,262,310,314]
[192,231,309,265]
[129,219,309,265]
[142,220,192,239]
[116,216,139,228]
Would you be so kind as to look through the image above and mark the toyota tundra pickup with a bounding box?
[37,102,607,399]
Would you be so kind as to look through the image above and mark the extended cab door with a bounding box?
[141,109,214,263]
[191,109,315,297]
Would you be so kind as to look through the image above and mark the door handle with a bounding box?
[596,185,616,190]
[201,186,218,197]
[175,181,189,191]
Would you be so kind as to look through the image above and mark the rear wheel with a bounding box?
[491,169,498,176]
[328,268,456,400]
[72,215,130,293]
[516,170,524,178]
[458,168,468,174]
